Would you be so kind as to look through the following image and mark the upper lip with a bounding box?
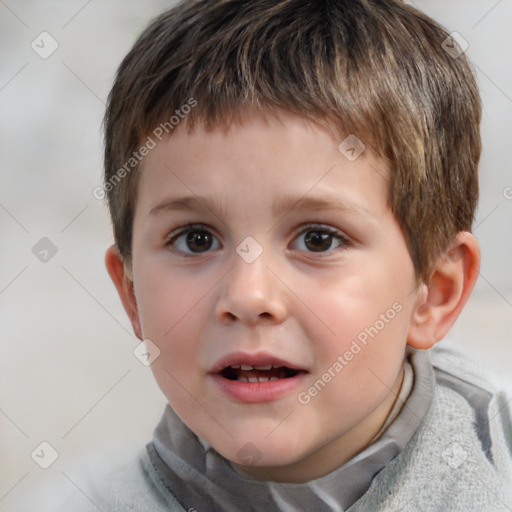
[210,351,307,374]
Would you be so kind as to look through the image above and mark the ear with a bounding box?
[407,232,480,350]
[105,245,143,340]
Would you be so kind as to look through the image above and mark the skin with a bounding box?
[106,108,480,483]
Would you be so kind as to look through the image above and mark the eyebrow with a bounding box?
[271,194,375,220]
[149,196,229,218]
[149,194,375,220]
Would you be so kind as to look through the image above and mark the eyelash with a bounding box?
[165,223,351,257]
[292,223,351,255]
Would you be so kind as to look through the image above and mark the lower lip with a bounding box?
[209,373,307,403]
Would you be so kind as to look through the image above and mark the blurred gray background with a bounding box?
[0,1,510,510]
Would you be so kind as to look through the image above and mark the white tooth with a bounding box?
[241,364,254,370]
[270,377,279,381]
[257,376,271,382]
[254,365,272,370]
[248,377,259,383]
[230,365,241,369]
[238,376,249,382]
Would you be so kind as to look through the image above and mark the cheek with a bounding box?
[134,268,208,370]
[136,262,196,329]
[139,290,209,416]
[307,274,409,348]
[301,300,408,428]
[299,264,412,392]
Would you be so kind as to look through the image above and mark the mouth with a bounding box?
[219,364,304,382]
[209,352,308,403]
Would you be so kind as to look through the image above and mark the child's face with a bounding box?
[129,109,424,482]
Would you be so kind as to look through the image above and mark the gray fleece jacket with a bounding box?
[62,346,512,511]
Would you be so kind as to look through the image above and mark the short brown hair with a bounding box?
[103,0,481,282]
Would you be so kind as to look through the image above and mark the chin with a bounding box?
[209,429,310,469]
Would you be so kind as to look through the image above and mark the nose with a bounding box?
[215,251,288,326]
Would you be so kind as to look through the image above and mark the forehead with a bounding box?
[136,109,390,220]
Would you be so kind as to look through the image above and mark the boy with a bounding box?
[67,0,512,510]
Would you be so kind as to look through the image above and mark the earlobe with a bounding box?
[104,245,143,340]
[407,232,480,350]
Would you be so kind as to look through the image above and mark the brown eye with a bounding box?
[186,231,213,252]
[167,225,221,254]
[292,225,347,254]
[304,231,335,252]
